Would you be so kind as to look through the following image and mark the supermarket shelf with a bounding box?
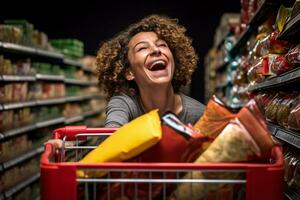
[216,61,229,72]
[65,78,98,86]
[229,0,280,57]
[0,108,102,141]
[278,13,300,43]
[0,146,44,172]
[1,75,36,82]
[268,122,300,150]
[0,41,63,60]
[36,49,63,59]
[83,108,105,118]
[285,187,300,200]
[0,117,65,141]
[36,74,65,81]
[1,100,36,110]
[248,67,300,92]
[36,98,66,106]
[36,117,65,128]
[0,94,100,111]
[0,124,36,141]
[63,58,93,73]
[65,115,84,125]
[3,172,40,199]
[0,42,93,72]
[63,58,82,66]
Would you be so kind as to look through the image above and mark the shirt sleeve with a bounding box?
[104,96,132,127]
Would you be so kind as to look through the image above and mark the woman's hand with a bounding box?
[44,139,74,148]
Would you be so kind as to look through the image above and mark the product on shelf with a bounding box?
[0,157,39,192]
[0,135,32,163]
[286,43,300,67]
[255,31,291,56]
[288,102,300,130]
[0,25,23,44]
[49,39,84,59]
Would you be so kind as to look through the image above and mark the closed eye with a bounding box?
[158,43,168,47]
[137,47,147,51]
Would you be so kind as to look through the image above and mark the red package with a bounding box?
[270,54,292,75]
[286,44,300,67]
[256,31,291,56]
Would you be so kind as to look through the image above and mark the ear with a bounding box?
[125,70,135,81]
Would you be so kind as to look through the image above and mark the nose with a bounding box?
[150,45,161,56]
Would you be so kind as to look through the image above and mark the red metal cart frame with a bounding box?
[41,126,284,200]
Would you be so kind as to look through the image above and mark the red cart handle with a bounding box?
[53,126,117,140]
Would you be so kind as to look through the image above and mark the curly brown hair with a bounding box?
[96,14,198,99]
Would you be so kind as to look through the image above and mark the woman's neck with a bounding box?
[138,85,182,116]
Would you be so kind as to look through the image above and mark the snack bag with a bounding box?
[172,100,275,199]
[286,44,300,67]
[193,95,235,138]
[77,109,162,177]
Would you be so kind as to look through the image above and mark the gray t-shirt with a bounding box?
[105,93,205,127]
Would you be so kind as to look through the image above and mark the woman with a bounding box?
[98,14,205,127]
[46,14,205,148]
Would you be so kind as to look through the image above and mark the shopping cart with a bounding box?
[41,126,284,200]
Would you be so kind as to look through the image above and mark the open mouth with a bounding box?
[148,60,167,71]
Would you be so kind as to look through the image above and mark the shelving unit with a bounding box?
[206,1,300,199]
[1,36,105,199]
[248,67,300,92]
[229,0,280,57]
[278,12,300,43]
[2,173,40,199]
[268,122,300,150]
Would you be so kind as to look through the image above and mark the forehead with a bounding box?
[128,32,160,47]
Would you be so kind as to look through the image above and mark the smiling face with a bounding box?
[127,31,175,89]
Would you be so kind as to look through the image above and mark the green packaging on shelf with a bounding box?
[51,65,62,75]
[39,63,51,74]
[49,38,84,59]
[66,86,80,96]
[64,67,76,78]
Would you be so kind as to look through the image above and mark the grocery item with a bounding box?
[173,101,275,199]
[100,113,212,200]
[288,102,300,130]
[255,31,291,56]
[77,109,162,177]
[194,95,235,138]
[286,44,300,67]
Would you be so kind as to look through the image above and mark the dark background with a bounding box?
[1,0,241,103]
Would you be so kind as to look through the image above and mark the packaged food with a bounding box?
[276,93,300,128]
[172,101,275,199]
[77,109,162,177]
[0,25,23,44]
[286,44,300,67]
[247,57,268,83]
[275,5,292,33]
[193,95,235,138]
[270,54,293,75]
[265,93,285,122]
[288,102,300,130]
[256,31,291,56]
[254,92,277,114]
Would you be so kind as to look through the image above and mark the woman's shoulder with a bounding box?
[107,93,143,116]
[180,93,205,110]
